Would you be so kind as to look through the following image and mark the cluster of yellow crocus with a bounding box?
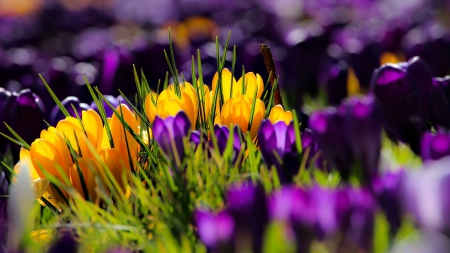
[14,104,138,207]
[143,68,294,138]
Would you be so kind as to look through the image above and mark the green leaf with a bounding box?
[39,74,70,118]
[373,211,390,253]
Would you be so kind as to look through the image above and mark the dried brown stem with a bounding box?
[259,44,283,107]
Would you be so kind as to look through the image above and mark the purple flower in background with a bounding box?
[429,76,450,129]
[90,95,130,118]
[339,187,376,251]
[195,209,235,253]
[47,231,79,253]
[309,95,382,183]
[0,171,8,246]
[372,170,405,235]
[301,129,328,171]
[370,57,433,153]
[153,111,191,168]
[340,95,382,183]
[398,157,450,241]
[0,88,11,154]
[226,183,269,253]
[399,157,450,235]
[190,130,207,150]
[309,107,353,180]
[3,89,46,161]
[390,230,450,253]
[211,125,244,163]
[319,59,350,105]
[258,120,300,184]
[50,96,90,125]
[421,131,450,162]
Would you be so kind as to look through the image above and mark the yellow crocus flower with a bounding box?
[70,157,99,202]
[221,94,265,138]
[212,69,264,102]
[55,109,103,159]
[144,82,199,129]
[268,105,293,125]
[109,104,139,173]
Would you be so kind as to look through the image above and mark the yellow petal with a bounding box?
[268,105,293,125]
[70,158,99,201]
[30,139,66,179]
[99,148,127,192]
[110,105,138,172]
[237,72,264,99]
[82,109,103,148]
[212,68,238,101]
[157,99,184,119]
[145,92,158,123]
[17,148,40,180]
[31,178,50,199]
[100,118,112,150]
[249,99,266,138]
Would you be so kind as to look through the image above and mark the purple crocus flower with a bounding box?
[3,89,46,161]
[370,57,433,153]
[399,157,450,235]
[338,187,376,251]
[0,88,11,154]
[90,95,130,118]
[319,59,350,105]
[421,131,450,162]
[390,230,450,253]
[429,76,450,129]
[301,129,328,171]
[340,95,382,182]
[190,130,207,151]
[50,96,90,125]
[268,186,314,253]
[258,120,300,184]
[309,107,353,180]
[226,183,269,253]
[372,170,405,235]
[153,111,191,168]
[211,125,244,164]
[195,209,235,253]
[0,171,8,246]
[309,95,381,183]
[47,231,79,253]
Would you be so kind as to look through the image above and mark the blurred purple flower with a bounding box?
[399,157,450,234]
[47,231,79,253]
[390,230,450,253]
[309,107,353,180]
[319,59,350,105]
[0,171,8,247]
[370,57,433,153]
[190,130,207,151]
[372,170,405,235]
[211,125,244,163]
[0,88,11,154]
[90,95,130,118]
[50,96,90,125]
[429,76,450,129]
[226,183,269,253]
[340,94,382,182]
[339,187,376,251]
[421,131,450,162]
[258,120,300,184]
[153,111,191,168]
[195,209,235,253]
[4,89,46,161]
[301,129,328,171]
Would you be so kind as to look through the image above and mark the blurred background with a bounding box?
[0,0,449,116]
